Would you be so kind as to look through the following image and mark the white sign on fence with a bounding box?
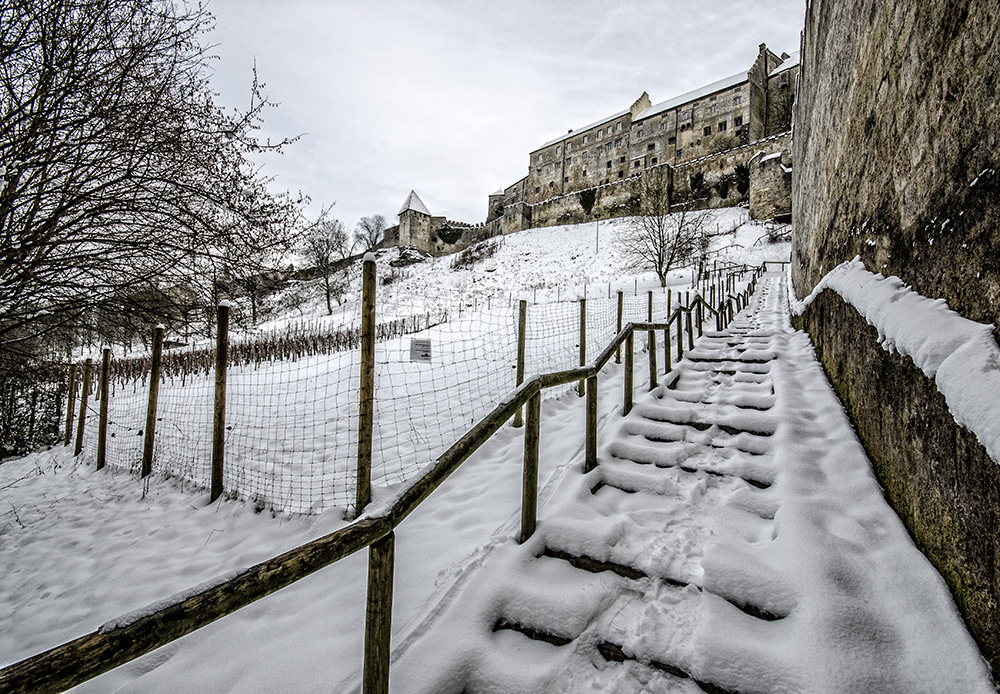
[409,338,432,363]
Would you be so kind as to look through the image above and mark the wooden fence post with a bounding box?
[686,308,695,350]
[676,312,684,362]
[696,298,704,337]
[356,254,377,516]
[664,313,672,374]
[74,358,92,456]
[521,389,541,543]
[64,364,77,446]
[624,331,634,416]
[513,300,527,428]
[141,325,165,478]
[615,291,623,364]
[578,299,586,396]
[211,302,230,503]
[585,374,598,473]
[362,530,395,694]
[96,349,111,470]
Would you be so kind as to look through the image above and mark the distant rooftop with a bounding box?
[770,50,800,76]
[634,70,748,122]
[531,49,799,150]
[399,190,430,216]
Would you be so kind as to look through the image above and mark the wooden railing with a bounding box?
[0,263,764,694]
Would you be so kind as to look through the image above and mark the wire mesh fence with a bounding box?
[51,262,754,515]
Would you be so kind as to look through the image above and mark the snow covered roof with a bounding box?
[534,107,630,152]
[399,190,430,216]
[490,188,504,197]
[531,49,798,152]
[770,51,800,76]
[634,70,748,122]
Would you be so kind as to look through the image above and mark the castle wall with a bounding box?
[792,0,1000,672]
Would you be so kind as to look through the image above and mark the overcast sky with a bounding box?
[207,0,805,232]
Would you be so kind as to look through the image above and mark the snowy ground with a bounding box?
[2,267,993,692]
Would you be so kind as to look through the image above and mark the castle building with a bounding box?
[397,44,799,254]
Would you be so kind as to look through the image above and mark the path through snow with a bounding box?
[387,272,994,693]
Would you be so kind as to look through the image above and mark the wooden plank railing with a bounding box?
[0,264,765,694]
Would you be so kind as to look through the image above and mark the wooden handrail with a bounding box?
[0,266,765,694]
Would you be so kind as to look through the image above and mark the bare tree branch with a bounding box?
[0,0,306,368]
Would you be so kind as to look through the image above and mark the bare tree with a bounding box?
[0,0,304,369]
[616,169,712,287]
[355,214,387,251]
[301,212,351,315]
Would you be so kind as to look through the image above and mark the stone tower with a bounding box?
[397,190,432,252]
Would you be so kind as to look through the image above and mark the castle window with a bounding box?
[734,96,742,105]
[633,160,641,168]
[597,145,603,154]
[704,126,712,136]
[606,161,612,168]
[710,95,716,101]
[660,122,667,130]
[718,121,727,132]
[583,135,588,144]
[681,111,691,121]
[615,138,622,147]
[709,105,717,115]
[618,170,624,178]
[583,169,587,176]
[556,161,561,167]
[781,72,789,84]
[597,129,603,139]
[734,115,743,127]
[535,186,541,193]
[637,129,644,137]
[647,143,655,151]
[676,149,683,157]
[668,136,676,145]
[556,145,561,155]
[619,156,625,163]
[549,182,554,189]
[567,142,572,151]
[616,122,622,131]
[564,177,569,182]
[566,157,571,165]
[537,154,543,162]
[651,157,658,165]
[582,151,589,159]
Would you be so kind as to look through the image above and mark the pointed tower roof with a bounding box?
[398,190,430,216]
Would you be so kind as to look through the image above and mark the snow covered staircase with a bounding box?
[390,272,992,694]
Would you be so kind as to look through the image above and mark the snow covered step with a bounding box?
[631,402,779,437]
[622,418,773,457]
[604,440,775,490]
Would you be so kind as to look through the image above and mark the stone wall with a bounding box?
[748,149,791,219]
[792,0,1000,674]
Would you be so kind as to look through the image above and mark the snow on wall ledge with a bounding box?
[790,257,1000,464]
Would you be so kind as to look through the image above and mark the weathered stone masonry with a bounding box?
[792,0,1000,675]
